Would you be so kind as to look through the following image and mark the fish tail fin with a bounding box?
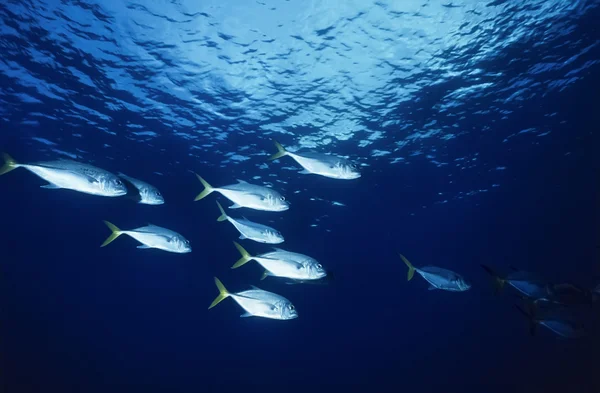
[100,220,122,247]
[269,139,287,161]
[208,277,230,309]
[231,241,252,269]
[193,173,214,201]
[480,264,505,294]
[0,153,19,175]
[514,304,537,336]
[215,200,228,222]
[398,253,416,281]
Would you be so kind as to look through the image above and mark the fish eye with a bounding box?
[317,264,322,268]
[116,180,123,185]
[156,191,161,196]
[289,304,294,310]
[280,196,285,201]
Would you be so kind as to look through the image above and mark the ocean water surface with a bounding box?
[0,0,598,392]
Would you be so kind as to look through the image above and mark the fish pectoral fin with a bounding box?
[137,245,151,249]
[40,184,61,189]
[236,179,248,184]
[229,203,243,209]
[240,312,254,318]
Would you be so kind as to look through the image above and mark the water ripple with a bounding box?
[0,0,598,202]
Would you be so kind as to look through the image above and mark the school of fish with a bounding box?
[0,139,596,333]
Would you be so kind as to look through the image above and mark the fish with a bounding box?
[268,140,360,180]
[0,153,127,197]
[118,172,164,205]
[514,305,584,338]
[545,283,594,306]
[231,242,327,281]
[481,265,549,299]
[193,173,289,212]
[400,254,471,292]
[100,221,191,253]
[215,201,284,244]
[208,277,298,320]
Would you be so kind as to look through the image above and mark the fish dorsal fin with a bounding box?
[236,179,248,184]
[272,247,287,252]
[250,285,262,291]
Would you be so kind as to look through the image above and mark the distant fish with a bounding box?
[118,172,164,205]
[481,265,549,299]
[514,305,584,338]
[546,282,595,307]
[193,173,289,212]
[208,277,298,320]
[100,221,191,253]
[231,242,327,281]
[215,201,284,244]
[0,153,127,197]
[268,140,360,180]
[400,254,471,292]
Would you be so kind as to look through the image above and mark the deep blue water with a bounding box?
[1,1,599,392]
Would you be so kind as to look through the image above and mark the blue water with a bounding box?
[1,0,599,392]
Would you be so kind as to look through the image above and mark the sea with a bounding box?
[0,1,598,392]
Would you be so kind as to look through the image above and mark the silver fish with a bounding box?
[231,242,327,281]
[100,221,191,253]
[193,174,289,212]
[481,265,549,299]
[0,153,127,197]
[269,140,360,180]
[514,305,584,338]
[208,277,298,320]
[215,201,283,244]
[400,254,471,292]
[118,172,164,205]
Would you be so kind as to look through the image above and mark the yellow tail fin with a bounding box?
[269,140,287,161]
[208,277,230,309]
[216,201,228,222]
[101,220,122,247]
[0,153,19,176]
[193,173,214,201]
[231,241,252,269]
[399,253,416,281]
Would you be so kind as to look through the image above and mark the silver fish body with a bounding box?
[195,175,289,212]
[269,141,360,180]
[232,243,327,281]
[505,271,549,300]
[118,172,164,205]
[1,154,127,197]
[101,221,191,253]
[209,278,298,320]
[400,254,471,292]
[538,319,583,338]
[215,201,284,244]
